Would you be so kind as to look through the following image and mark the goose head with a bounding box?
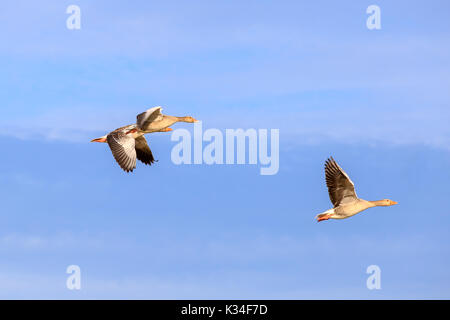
[180,116,198,123]
[376,199,398,206]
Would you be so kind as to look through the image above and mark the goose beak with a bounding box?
[390,200,398,205]
[160,127,173,132]
[91,137,107,143]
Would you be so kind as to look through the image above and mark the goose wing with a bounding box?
[106,130,137,172]
[136,106,163,131]
[324,157,358,207]
[135,136,156,165]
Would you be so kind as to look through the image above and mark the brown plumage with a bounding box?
[324,157,358,207]
[105,127,156,172]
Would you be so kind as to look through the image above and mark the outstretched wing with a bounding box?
[135,136,156,165]
[136,106,163,130]
[324,157,358,207]
[107,131,137,172]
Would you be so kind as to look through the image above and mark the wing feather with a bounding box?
[136,107,163,131]
[324,157,358,207]
[135,136,156,165]
[107,131,137,172]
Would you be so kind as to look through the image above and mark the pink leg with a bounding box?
[317,214,332,222]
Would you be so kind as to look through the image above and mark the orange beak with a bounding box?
[159,127,173,132]
[91,137,107,142]
[390,200,398,205]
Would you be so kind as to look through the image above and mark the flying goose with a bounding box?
[131,106,198,133]
[316,157,397,222]
[91,107,198,172]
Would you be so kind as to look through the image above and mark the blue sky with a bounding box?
[0,0,449,298]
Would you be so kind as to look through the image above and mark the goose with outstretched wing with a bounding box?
[316,157,397,222]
